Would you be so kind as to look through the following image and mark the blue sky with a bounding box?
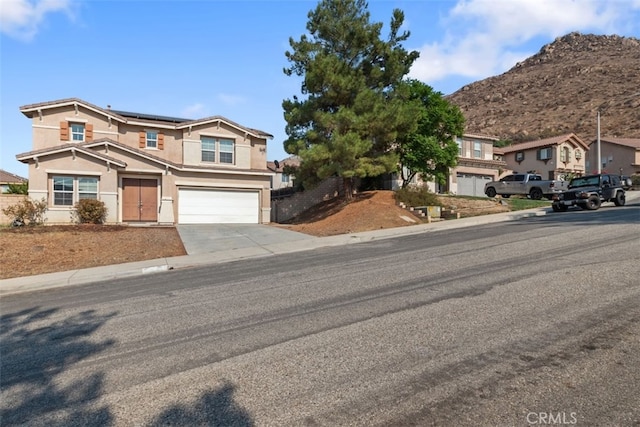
[2,0,639,177]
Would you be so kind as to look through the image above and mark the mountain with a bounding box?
[446,32,640,144]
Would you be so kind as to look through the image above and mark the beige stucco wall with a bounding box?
[505,144,588,180]
[458,138,494,161]
[117,123,183,164]
[586,141,639,176]
[25,152,119,223]
[29,106,117,150]
[181,122,267,170]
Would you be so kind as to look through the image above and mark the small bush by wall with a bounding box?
[73,199,108,224]
[1,196,47,225]
[395,186,442,207]
[0,195,26,225]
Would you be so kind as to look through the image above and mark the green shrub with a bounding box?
[394,186,442,207]
[73,199,108,224]
[6,182,28,194]
[631,175,640,187]
[2,197,47,225]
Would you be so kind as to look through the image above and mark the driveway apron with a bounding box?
[176,224,316,255]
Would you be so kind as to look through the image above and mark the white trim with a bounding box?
[32,124,60,130]
[198,132,237,139]
[128,120,175,130]
[65,117,88,123]
[94,129,119,136]
[179,167,274,177]
[45,169,103,176]
[121,168,163,174]
[175,181,265,190]
[20,100,126,123]
[100,191,118,196]
[83,141,174,170]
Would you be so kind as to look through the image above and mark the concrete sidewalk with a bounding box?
[0,207,553,296]
[3,191,638,297]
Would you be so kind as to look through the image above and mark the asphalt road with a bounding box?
[2,205,639,426]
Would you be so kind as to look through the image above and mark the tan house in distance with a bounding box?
[0,169,27,193]
[16,98,274,224]
[501,133,589,180]
[267,155,300,191]
[586,137,640,176]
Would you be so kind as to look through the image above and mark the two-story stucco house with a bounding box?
[501,133,589,180]
[16,98,274,224]
[586,137,640,177]
[450,133,508,197]
[386,133,507,197]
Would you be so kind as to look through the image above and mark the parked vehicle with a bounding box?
[484,173,567,200]
[551,174,626,211]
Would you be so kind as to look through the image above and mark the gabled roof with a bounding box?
[462,133,500,142]
[175,116,273,139]
[20,98,128,123]
[19,98,273,139]
[0,169,27,183]
[589,137,640,149]
[501,133,589,153]
[15,139,273,176]
[16,141,128,168]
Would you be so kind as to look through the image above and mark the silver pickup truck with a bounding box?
[484,173,568,200]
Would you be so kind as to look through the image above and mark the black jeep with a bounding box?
[551,174,626,212]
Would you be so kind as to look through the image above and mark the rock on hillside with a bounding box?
[447,32,640,143]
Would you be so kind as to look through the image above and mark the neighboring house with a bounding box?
[450,133,508,197]
[267,155,300,191]
[585,137,640,177]
[387,133,507,197]
[15,98,274,224]
[0,169,27,193]
[501,133,589,181]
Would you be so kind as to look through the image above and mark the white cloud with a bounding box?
[409,0,640,85]
[181,103,207,119]
[0,0,74,41]
[217,93,246,106]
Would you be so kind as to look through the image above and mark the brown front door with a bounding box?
[122,178,158,222]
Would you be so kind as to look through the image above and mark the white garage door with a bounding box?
[178,188,259,224]
[457,173,493,197]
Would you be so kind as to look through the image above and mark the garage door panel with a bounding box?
[457,174,492,197]
[178,189,259,224]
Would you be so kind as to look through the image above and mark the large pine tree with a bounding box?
[282,0,420,200]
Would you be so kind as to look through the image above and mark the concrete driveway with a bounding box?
[176,224,316,255]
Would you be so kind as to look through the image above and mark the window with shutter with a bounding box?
[139,131,146,148]
[157,132,164,150]
[145,131,158,149]
[70,123,85,141]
